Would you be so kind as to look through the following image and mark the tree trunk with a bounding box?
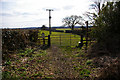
[72,25,74,31]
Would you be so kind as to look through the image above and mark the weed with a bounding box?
[24,49,33,54]
[20,71,27,77]
[19,48,33,57]
[31,72,42,77]
[2,71,11,79]
[5,60,11,66]
[28,57,34,61]
[74,66,81,71]
[18,67,26,71]
[75,53,81,57]
[33,50,47,57]
[37,60,43,63]
[80,69,91,75]
[19,53,25,57]
[86,60,92,65]
[25,64,29,67]
[45,75,54,78]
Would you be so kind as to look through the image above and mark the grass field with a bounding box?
[56,28,82,31]
[38,30,85,47]
[56,28,71,32]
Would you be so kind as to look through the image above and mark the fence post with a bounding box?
[39,39,41,45]
[48,35,51,47]
[81,35,83,47]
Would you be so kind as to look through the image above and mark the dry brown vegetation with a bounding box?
[87,42,120,80]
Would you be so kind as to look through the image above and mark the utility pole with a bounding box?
[46,9,53,35]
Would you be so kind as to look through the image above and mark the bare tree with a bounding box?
[83,0,106,25]
[62,15,84,30]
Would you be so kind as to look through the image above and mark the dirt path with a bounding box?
[3,45,92,79]
[42,46,79,78]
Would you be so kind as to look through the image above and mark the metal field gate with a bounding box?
[51,34,81,47]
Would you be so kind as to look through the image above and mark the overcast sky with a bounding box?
[0,0,118,28]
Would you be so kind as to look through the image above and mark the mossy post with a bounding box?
[42,33,45,45]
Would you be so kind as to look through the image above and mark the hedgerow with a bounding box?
[2,29,39,54]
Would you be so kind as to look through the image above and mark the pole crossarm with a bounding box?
[46,9,54,35]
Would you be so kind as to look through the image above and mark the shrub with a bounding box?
[91,2,120,53]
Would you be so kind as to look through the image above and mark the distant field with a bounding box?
[56,28,71,32]
[38,30,84,47]
[56,28,82,32]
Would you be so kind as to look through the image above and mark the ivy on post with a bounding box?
[85,21,88,52]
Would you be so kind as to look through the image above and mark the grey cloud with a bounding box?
[0,13,13,16]
[13,12,36,16]
[32,18,47,22]
[18,18,47,23]
[0,1,16,10]
[0,11,38,18]
[63,5,74,10]
[0,12,35,17]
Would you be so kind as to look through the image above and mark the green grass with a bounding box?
[38,30,84,47]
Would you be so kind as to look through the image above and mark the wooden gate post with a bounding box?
[81,35,83,47]
[43,38,45,45]
[48,35,51,47]
[42,33,45,45]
